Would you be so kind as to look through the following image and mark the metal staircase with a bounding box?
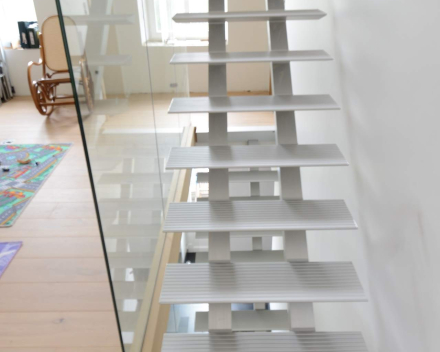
[159,0,368,350]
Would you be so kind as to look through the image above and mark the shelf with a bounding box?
[166,144,348,170]
[171,50,331,64]
[168,95,339,114]
[160,261,366,304]
[173,9,326,23]
[88,55,132,66]
[164,199,357,233]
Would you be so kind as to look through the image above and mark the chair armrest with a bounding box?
[27,59,43,88]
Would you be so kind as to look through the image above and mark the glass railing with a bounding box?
[55,0,190,350]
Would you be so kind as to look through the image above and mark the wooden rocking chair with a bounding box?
[27,16,75,116]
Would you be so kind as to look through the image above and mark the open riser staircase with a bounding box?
[158,0,368,351]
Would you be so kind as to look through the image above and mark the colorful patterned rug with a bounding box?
[0,242,22,277]
[0,144,71,227]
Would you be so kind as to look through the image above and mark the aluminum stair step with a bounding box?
[108,253,153,269]
[197,196,279,201]
[89,145,170,158]
[197,170,278,183]
[195,250,285,263]
[195,230,282,239]
[168,95,339,114]
[160,262,366,304]
[166,145,347,170]
[196,126,276,145]
[99,198,166,212]
[113,281,147,300]
[117,312,138,331]
[88,55,132,66]
[111,268,150,282]
[102,224,161,237]
[98,172,172,185]
[81,99,129,116]
[195,310,290,332]
[173,9,326,23]
[68,14,135,25]
[162,332,368,352]
[105,237,157,253]
[171,50,331,65]
[164,200,357,233]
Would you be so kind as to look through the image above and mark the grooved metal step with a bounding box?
[113,281,147,299]
[99,198,166,212]
[162,332,368,352]
[87,55,132,66]
[103,224,161,237]
[197,170,278,183]
[196,127,276,145]
[160,262,366,304]
[197,196,279,201]
[166,145,348,170]
[98,172,172,185]
[171,50,332,64]
[108,253,153,269]
[164,200,357,233]
[169,95,339,114]
[173,9,326,23]
[195,250,285,263]
[195,230,282,239]
[195,310,290,332]
[68,14,135,25]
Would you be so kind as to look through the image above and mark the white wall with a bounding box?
[4,49,40,96]
[285,1,440,351]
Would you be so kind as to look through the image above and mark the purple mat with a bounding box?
[0,242,22,277]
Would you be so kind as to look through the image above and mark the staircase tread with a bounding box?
[166,144,348,170]
[173,9,326,23]
[171,50,332,64]
[163,331,367,351]
[168,95,339,114]
[164,199,357,232]
[160,261,366,304]
[197,170,278,183]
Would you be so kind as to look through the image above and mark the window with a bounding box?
[139,0,210,44]
[0,0,37,48]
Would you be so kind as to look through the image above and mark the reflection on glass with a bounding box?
[56,0,190,351]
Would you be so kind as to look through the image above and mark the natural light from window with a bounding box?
[0,0,37,47]
[139,0,217,45]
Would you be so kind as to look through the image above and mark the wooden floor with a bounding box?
[0,94,273,351]
[0,97,122,352]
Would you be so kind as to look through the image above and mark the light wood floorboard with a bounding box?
[0,97,120,350]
